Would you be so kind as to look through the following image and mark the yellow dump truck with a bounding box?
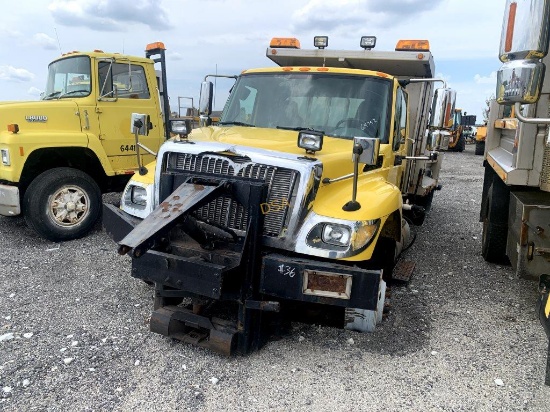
[0,42,171,241]
[104,36,455,354]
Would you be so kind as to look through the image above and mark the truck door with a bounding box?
[95,60,164,173]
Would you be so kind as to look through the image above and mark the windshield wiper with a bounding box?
[218,121,254,127]
[277,126,325,134]
[57,89,90,99]
[42,91,61,100]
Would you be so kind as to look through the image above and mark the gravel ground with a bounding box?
[1,143,549,411]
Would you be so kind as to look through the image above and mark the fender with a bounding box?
[313,175,402,221]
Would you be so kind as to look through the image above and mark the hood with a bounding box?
[190,125,358,178]
[0,100,82,134]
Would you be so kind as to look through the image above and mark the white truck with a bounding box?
[480,0,550,384]
[480,0,550,281]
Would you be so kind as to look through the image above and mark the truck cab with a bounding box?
[0,42,170,241]
[104,36,452,355]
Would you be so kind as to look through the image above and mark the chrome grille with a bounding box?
[168,153,298,236]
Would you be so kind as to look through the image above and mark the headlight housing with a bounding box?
[1,149,10,166]
[121,182,154,219]
[305,218,380,256]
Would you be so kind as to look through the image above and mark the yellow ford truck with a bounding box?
[105,36,455,354]
[0,42,170,241]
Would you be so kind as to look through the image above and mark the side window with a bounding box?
[98,62,150,99]
[393,88,407,151]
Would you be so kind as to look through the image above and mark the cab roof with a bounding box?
[50,50,153,65]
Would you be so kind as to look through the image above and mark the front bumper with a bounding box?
[103,203,383,311]
[0,184,20,216]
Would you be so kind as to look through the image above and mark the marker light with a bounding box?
[360,36,377,50]
[314,36,328,49]
[269,38,301,49]
[7,124,19,133]
[146,42,166,52]
[298,130,324,153]
[395,40,430,51]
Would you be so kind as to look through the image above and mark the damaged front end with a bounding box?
[103,144,386,355]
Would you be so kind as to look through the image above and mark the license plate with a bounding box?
[302,270,352,299]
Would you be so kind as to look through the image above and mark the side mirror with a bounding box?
[353,137,380,166]
[199,81,213,116]
[430,88,456,128]
[131,113,148,136]
[343,137,380,212]
[496,59,545,104]
[495,0,550,107]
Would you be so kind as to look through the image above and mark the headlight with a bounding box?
[305,218,380,256]
[130,185,147,206]
[322,224,351,246]
[1,149,10,166]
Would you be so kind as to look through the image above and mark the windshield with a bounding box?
[43,56,91,100]
[220,72,392,141]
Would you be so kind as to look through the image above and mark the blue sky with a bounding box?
[0,0,505,123]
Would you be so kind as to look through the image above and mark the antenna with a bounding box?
[214,63,217,109]
[54,28,62,54]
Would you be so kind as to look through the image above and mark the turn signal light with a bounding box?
[7,124,19,133]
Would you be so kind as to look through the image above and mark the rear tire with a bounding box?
[23,167,101,242]
[481,177,510,264]
[475,140,485,155]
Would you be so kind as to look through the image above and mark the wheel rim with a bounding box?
[48,185,90,227]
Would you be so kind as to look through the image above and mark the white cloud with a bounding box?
[169,52,183,61]
[0,28,22,38]
[33,33,58,50]
[0,66,35,82]
[27,86,43,97]
[474,72,497,85]
[48,0,173,32]
[291,0,444,33]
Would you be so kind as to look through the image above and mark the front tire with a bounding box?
[23,168,101,242]
[456,134,465,152]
